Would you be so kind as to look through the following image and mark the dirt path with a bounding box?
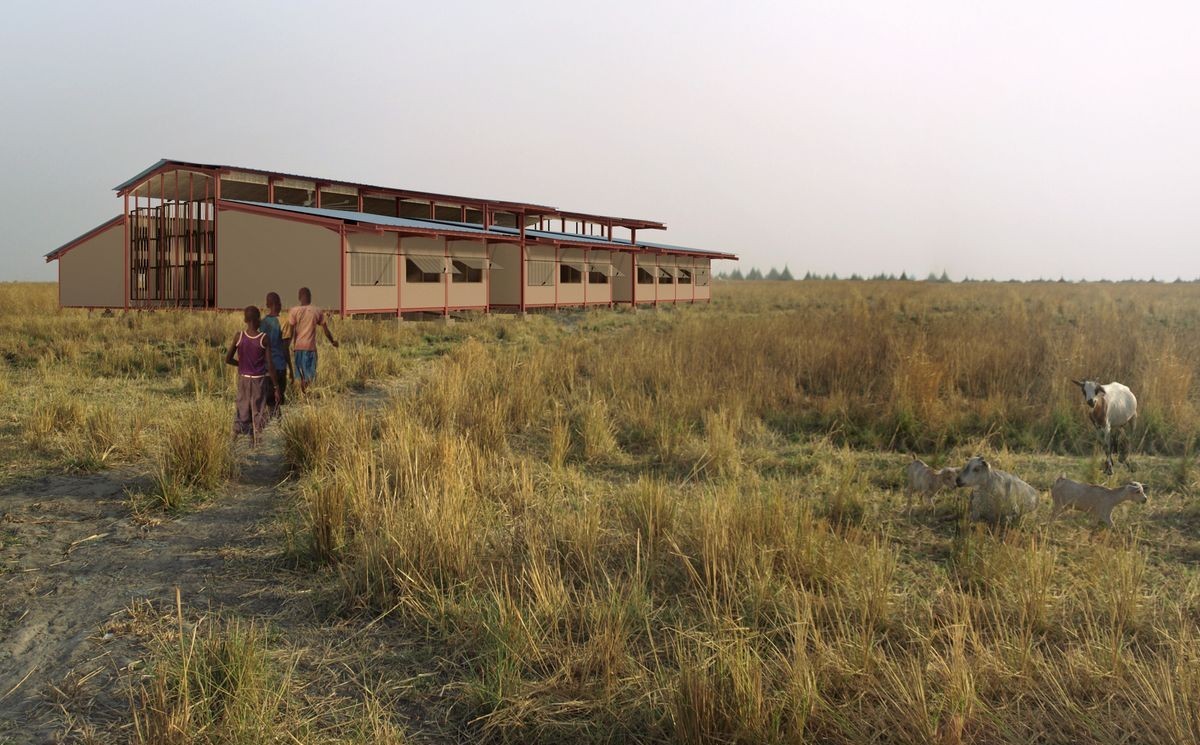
[0,429,294,743]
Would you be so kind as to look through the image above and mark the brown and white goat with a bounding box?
[1071,379,1138,475]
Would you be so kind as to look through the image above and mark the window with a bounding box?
[658,267,675,284]
[361,195,398,217]
[406,256,443,283]
[451,257,484,283]
[588,265,609,284]
[219,177,268,202]
[399,200,431,219]
[528,260,555,286]
[637,267,655,284]
[319,189,358,211]
[351,253,395,286]
[696,267,711,286]
[560,262,583,284]
[434,204,462,221]
[678,268,693,284]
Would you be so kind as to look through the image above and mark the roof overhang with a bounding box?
[116,158,664,229]
[45,216,123,262]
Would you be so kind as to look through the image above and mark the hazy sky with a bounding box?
[2,1,1199,281]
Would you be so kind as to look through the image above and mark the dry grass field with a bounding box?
[3,279,1200,743]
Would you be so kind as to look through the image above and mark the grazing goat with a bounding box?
[1071,379,1138,475]
[1051,477,1148,528]
[955,456,1039,525]
[904,455,960,512]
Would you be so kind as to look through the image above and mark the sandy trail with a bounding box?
[0,433,292,743]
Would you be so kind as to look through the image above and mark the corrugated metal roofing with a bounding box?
[232,201,736,259]
[44,215,123,261]
[228,201,496,237]
[115,158,666,228]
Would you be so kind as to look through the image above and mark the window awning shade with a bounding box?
[452,256,486,270]
[658,266,677,277]
[406,255,445,273]
[450,255,503,270]
[588,261,625,277]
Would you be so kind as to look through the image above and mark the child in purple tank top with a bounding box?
[225,305,280,445]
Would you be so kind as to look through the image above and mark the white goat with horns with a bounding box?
[1071,379,1138,475]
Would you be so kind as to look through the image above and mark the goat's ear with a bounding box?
[1071,379,1085,387]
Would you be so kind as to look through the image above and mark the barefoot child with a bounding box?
[260,292,291,416]
[225,306,281,445]
[285,286,338,395]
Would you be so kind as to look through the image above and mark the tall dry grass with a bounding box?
[275,279,1200,743]
[7,281,1200,742]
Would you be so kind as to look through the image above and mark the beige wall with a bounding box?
[656,255,678,303]
[217,209,340,311]
[585,250,613,305]
[681,255,700,302]
[525,244,557,306]
[557,247,586,305]
[58,221,124,307]
[448,240,488,308]
[488,242,521,306]
[346,232,399,312]
[400,236,446,310]
[694,258,712,300]
[635,253,657,304]
[612,252,633,304]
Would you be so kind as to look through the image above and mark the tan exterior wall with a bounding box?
[585,250,613,305]
[635,254,657,304]
[557,247,586,305]
[217,209,340,311]
[612,252,634,304]
[694,258,712,300]
[488,242,521,306]
[656,255,678,303]
[345,232,399,312]
[448,240,488,308]
[58,222,124,307]
[674,256,699,302]
[524,244,557,306]
[400,236,446,310]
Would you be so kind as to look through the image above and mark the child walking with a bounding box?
[260,292,292,417]
[285,286,338,395]
[225,305,281,445]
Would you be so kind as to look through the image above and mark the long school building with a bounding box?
[45,160,736,315]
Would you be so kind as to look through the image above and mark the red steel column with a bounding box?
[482,237,490,313]
[339,225,347,316]
[212,172,221,309]
[123,193,130,310]
[630,251,637,307]
[396,233,403,317]
[519,213,527,313]
[630,228,638,307]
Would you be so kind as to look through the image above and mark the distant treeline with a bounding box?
[717,269,1199,283]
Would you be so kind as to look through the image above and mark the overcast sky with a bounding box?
[2,1,1199,281]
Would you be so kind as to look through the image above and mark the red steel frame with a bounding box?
[55,161,734,314]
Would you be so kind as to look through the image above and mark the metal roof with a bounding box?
[228,201,497,238]
[44,215,123,261]
[44,200,736,263]
[115,158,667,229]
[232,201,737,259]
